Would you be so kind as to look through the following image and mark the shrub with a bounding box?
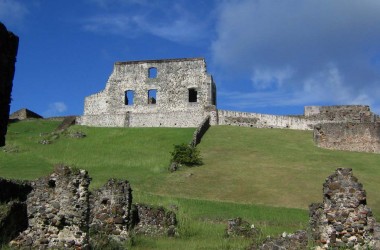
[170,143,202,166]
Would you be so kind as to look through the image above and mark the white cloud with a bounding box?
[82,1,212,44]
[212,0,380,113]
[0,0,28,25]
[43,102,68,117]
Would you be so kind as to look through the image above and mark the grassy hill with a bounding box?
[1,120,380,249]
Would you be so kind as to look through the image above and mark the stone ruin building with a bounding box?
[78,57,380,153]
[79,57,217,127]
[0,22,19,147]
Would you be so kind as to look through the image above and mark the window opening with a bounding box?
[189,88,197,102]
[125,90,134,105]
[148,67,157,78]
[148,89,157,104]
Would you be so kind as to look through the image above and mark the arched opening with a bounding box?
[125,90,134,105]
[148,89,157,104]
[148,67,157,78]
[188,88,197,102]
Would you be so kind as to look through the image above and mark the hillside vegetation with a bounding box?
[1,120,379,249]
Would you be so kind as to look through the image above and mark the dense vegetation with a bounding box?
[1,120,379,249]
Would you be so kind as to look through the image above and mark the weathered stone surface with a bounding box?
[131,203,177,237]
[79,58,217,127]
[249,230,308,250]
[90,178,132,242]
[309,168,379,249]
[0,22,19,147]
[218,105,378,130]
[305,105,376,123]
[314,122,380,153]
[9,108,42,121]
[2,165,178,248]
[226,217,260,238]
[190,115,211,147]
[10,165,91,249]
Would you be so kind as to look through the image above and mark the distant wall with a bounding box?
[314,122,380,153]
[305,105,376,123]
[217,110,315,130]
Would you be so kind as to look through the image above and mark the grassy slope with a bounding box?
[160,126,380,217]
[1,120,379,249]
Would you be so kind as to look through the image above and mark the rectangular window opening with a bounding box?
[125,90,134,105]
[189,88,197,103]
[148,89,157,104]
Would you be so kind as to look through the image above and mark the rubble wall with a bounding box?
[309,168,380,249]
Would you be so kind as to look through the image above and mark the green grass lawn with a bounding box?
[1,120,379,249]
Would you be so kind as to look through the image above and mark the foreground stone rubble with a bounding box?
[0,165,176,249]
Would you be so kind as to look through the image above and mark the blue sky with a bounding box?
[2,0,380,117]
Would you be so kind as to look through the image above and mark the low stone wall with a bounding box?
[314,122,380,153]
[132,203,177,237]
[309,168,379,249]
[190,115,210,147]
[217,109,315,130]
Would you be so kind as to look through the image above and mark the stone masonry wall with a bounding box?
[80,58,217,127]
[309,168,380,249]
[314,122,380,153]
[10,165,91,249]
[217,110,316,130]
[5,165,177,249]
[90,179,132,242]
[305,105,376,123]
[190,115,210,147]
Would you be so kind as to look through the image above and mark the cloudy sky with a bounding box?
[2,0,380,116]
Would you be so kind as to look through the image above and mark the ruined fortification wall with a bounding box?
[80,58,216,127]
[217,110,315,130]
[217,105,378,131]
[305,105,376,122]
[314,122,380,153]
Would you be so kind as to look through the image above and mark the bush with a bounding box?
[170,143,203,166]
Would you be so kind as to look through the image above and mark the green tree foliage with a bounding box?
[170,143,202,166]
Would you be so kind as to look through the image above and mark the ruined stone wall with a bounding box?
[10,165,91,249]
[314,122,380,153]
[5,165,176,249]
[305,105,376,123]
[0,22,18,146]
[90,179,132,242]
[9,108,42,121]
[309,168,379,249]
[217,110,316,130]
[190,115,210,147]
[80,58,217,127]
